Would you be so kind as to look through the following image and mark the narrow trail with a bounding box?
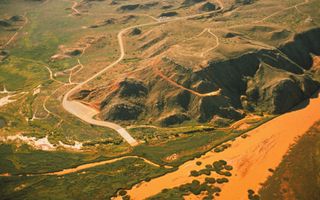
[62,0,307,146]
[71,1,81,16]
[0,155,172,177]
[175,28,220,58]
[154,65,221,97]
[0,15,28,49]
[201,28,220,57]
[62,1,225,147]
[68,59,84,84]
[260,0,309,22]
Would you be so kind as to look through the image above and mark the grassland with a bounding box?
[0,155,170,200]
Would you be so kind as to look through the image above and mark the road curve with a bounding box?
[62,3,225,146]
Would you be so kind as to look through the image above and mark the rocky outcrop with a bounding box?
[72,90,92,100]
[182,0,205,6]
[199,2,217,12]
[246,63,319,114]
[103,103,144,120]
[159,12,178,17]
[98,79,148,122]
[118,2,158,12]
[159,113,190,126]
[118,79,148,98]
[80,28,320,126]
[0,20,11,27]
[130,28,142,36]
[279,28,320,70]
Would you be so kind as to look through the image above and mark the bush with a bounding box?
[191,180,200,186]
[179,184,190,192]
[196,161,202,166]
[205,164,213,169]
[248,189,260,200]
[248,189,254,194]
[213,161,224,171]
[224,165,233,171]
[205,177,216,184]
[219,160,227,165]
[190,170,200,177]
[199,169,211,176]
[216,178,229,184]
[212,186,221,193]
[122,195,130,200]
[224,171,232,177]
[119,190,127,196]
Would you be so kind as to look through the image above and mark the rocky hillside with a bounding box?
[74,27,320,127]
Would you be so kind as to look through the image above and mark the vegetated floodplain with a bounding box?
[0,156,170,200]
[131,116,273,167]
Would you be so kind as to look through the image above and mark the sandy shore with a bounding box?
[123,92,320,200]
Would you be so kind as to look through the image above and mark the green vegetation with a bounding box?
[0,157,170,200]
[131,130,229,166]
[190,160,232,178]
[0,144,104,174]
[150,160,233,199]
[248,189,260,200]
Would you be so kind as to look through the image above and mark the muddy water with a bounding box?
[124,92,320,200]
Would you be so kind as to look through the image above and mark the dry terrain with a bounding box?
[0,0,320,199]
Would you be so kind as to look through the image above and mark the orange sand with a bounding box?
[123,92,320,200]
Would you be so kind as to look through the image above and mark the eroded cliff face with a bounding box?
[75,28,320,127]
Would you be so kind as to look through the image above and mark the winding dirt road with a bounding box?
[62,1,225,146]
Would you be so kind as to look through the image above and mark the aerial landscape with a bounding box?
[0,0,320,199]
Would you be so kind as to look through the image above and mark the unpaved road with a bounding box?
[122,92,320,199]
[0,155,172,177]
[62,1,224,146]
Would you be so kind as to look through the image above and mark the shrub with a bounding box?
[219,160,227,165]
[122,195,130,200]
[205,164,213,169]
[179,184,190,192]
[268,168,275,173]
[199,169,211,176]
[216,178,229,184]
[248,189,254,195]
[224,165,233,171]
[196,161,202,166]
[119,190,127,196]
[191,180,200,186]
[241,134,248,139]
[190,170,200,177]
[205,177,216,184]
[212,186,221,193]
[224,171,232,177]
[213,161,224,171]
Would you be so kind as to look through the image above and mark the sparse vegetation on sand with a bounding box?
[0,156,170,200]
[149,160,233,199]
[259,121,320,200]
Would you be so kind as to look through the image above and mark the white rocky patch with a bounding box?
[0,135,83,151]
